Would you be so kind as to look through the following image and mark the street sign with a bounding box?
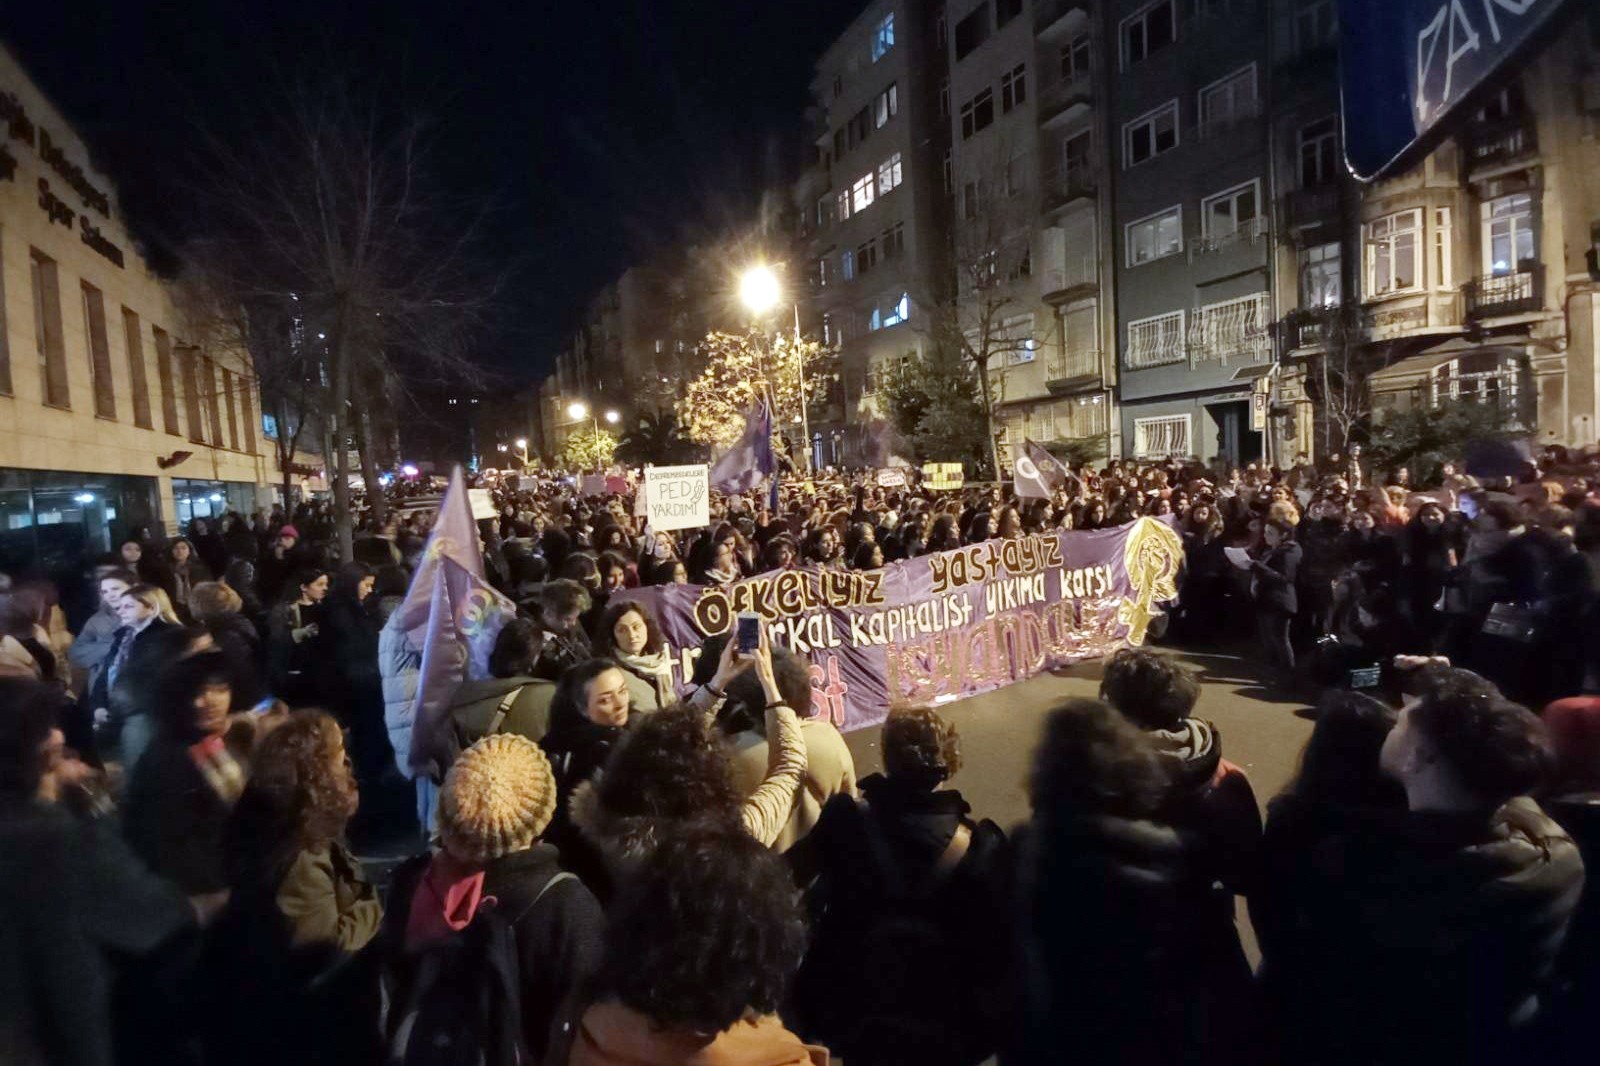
[644,464,710,531]
[1338,0,1573,181]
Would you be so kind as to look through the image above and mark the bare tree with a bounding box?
[915,140,1056,479]
[186,70,500,559]
[1302,306,1374,454]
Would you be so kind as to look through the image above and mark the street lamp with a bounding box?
[565,402,619,469]
[738,263,812,476]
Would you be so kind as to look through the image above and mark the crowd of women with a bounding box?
[0,442,1598,1065]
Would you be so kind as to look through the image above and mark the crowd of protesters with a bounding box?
[0,440,1598,1065]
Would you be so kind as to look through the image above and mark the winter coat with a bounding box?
[0,635,42,681]
[444,676,556,752]
[203,613,268,710]
[387,843,604,1063]
[86,618,178,719]
[1287,798,1584,1064]
[379,609,422,777]
[121,736,237,896]
[323,594,382,694]
[1250,541,1302,616]
[790,775,1009,1066]
[570,1002,826,1066]
[727,716,858,852]
[267,600,323,699]
[68,608,121,685]
[0,803,194,1066]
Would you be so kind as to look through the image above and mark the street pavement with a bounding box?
[841,641,1319,965]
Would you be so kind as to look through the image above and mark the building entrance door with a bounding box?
[1206,401,1262,468]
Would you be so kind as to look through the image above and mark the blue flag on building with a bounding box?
[388,465,517,774]
[710,401,775,495]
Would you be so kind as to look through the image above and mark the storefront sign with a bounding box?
[643,464,711,531]
[616,517,1184,732]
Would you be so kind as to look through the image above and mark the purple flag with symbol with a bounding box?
[710,401,774,495]
[390,465,517,774]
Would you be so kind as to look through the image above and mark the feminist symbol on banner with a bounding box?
[1117,517,1185,645]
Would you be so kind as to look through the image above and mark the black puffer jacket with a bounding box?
[1283,798,1585,1065]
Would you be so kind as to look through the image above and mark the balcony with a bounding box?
[1046,347,1102,391]
[1040,163,1096,214]
[1038,73,1093,129]
[1464,117,1537,174]
[1280,184,1341,231]
[1039,255,1097,303]
[1036,0,1089,42]
[1464,266,1544,319]
[1188,216,1267,259]
[1188,293,1271,365]
[1193,100,1262,143]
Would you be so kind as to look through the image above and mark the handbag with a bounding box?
[1480,602,1537,643]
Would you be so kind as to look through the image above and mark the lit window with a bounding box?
[877,152,903,194]
[1125,206,1183,265]
[884,293,911,328]
[870,307,883,331]
[841,250,855,281]
[1364,209,1422,295]
[1121,0,1176,68]
[1435,207,1453,289]
[872,13,895,61]
[819,257,831,287]
[1299,242,1341,307]
[875,83,898,127]
[1482,194,1533,275]
[836,190,852,221]
[852,172,876,213]
[1123,101,1178,166]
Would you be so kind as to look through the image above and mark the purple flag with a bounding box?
[710,401,774,494]
[391,465,517,773]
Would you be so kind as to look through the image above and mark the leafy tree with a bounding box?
[1043,434,1110,470]
[560,427,619,471]
[1364,399,1529,484]
[677,330,829,449]
[617,411,702,466]
[879,346,995,479]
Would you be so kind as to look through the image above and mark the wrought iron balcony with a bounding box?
[1039,255,1097,302]
[1046,347,1101,388]
[1464,117,1537,172]
[1464,266,1543,319]
[1040,163,1097,212]
[1280,184,1341,230]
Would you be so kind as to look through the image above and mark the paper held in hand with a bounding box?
[1223,546,1253,571]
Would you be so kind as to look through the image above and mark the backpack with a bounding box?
[382,860,575,1066]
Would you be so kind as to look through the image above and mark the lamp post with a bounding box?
[513,437,530,471]
[739,264,811,476]
[566,402,620,470]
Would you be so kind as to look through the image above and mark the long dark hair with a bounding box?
[545,658,625,748]
[1284,692,1404,808]
[329,562,374,608]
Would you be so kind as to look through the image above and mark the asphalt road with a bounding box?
[841,642,1319,965]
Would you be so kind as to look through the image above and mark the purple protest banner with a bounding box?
[616,516,1184,732]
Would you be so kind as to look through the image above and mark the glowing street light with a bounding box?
[515,437,528,450]
[567,401,588,421]
[603,410,620,425]
[738,264,781,316]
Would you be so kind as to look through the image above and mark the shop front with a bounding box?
[171,478,259,527]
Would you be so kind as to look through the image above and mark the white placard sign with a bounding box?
[467,488,498,521]
[644,464,711,531]
[877,468,907,488]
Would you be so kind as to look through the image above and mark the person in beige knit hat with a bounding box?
[388,732,604,1062]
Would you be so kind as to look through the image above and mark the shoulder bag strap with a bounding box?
[508,870,578,927]
[931,822,973,884]
[486,685,526,737]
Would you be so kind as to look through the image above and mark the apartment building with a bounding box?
[1272,0,1600,459]
[1108,0,1275,467]
[798,0,951,467]
[943,0,1118,464]
[0,44,271,590]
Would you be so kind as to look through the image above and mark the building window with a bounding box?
[875,83,898,127]
[870,307,882,332]
[878,152,903,194]
[943,151,954,194]
[1133,413,1191,457]
[1005,153,1026,197]
[241,377,257,455]
[153,326,180,434]
[882,222,906,258]
[852,172,876,213]
[842,249,855,281]
[1483,193,1534,275]
[819,257,831,287]
[181,346,206,443]
[1126,206,1183,265]
[816,196,833,229]
[850,107,872,149]
[1126,311,1187,368]
[0,231,10,396]
[955,3,992,60]
[872,13,895,61]
[1123,101,1178,166]
[834,128,847,160]
[1064,130,1094,175]
[1198,65,1256,136]
[30,249,69,409]
[1294,0,1338,52]
[939,78,950,119]
[1201,179,1260,240]
[1298,116,1338,187]
[1364,209,1422,296]
[833,75,843,98]
[80,282,116,420]
[204,356,224,447]
[960,88,995,139]
[1121,0,1177,68]
[822,312,834,346]
[1299,242,1342,308]
[963,180,982,221]
[996,0,1024,28]
[1435,207,1453,289]
[1061,34,1092,81]
[222,367,240,450]
[884,293,911,328]
[857,239,879,275]
[836,190,852,221]
[1001,64,1028,113]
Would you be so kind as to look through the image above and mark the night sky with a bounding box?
[6,0,866,381]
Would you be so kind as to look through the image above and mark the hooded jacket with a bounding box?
[569,1002,826,1066]
[379,606,422,777]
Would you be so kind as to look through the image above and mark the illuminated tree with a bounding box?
[560,426,618,471]
[676,329,829,449]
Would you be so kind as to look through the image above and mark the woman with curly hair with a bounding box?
[205,710,380,1065]
[788,706,1010,1066]
[569,826,823,1066]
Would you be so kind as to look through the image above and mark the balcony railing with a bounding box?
[1036,0,1089,39]
[1039,255,1097,300]
[1188,293,1271,364]
[1464,266,1543,318]
[1189,216,1267,258]
[1280,184,1341,230]
[1464,117,1538,172]
[1046,346,1101,384]
[1040,163,1097,210]
[1194,99,1262,141]
[1038,73,1093,126]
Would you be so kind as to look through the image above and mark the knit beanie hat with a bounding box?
[439,734,558,863]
